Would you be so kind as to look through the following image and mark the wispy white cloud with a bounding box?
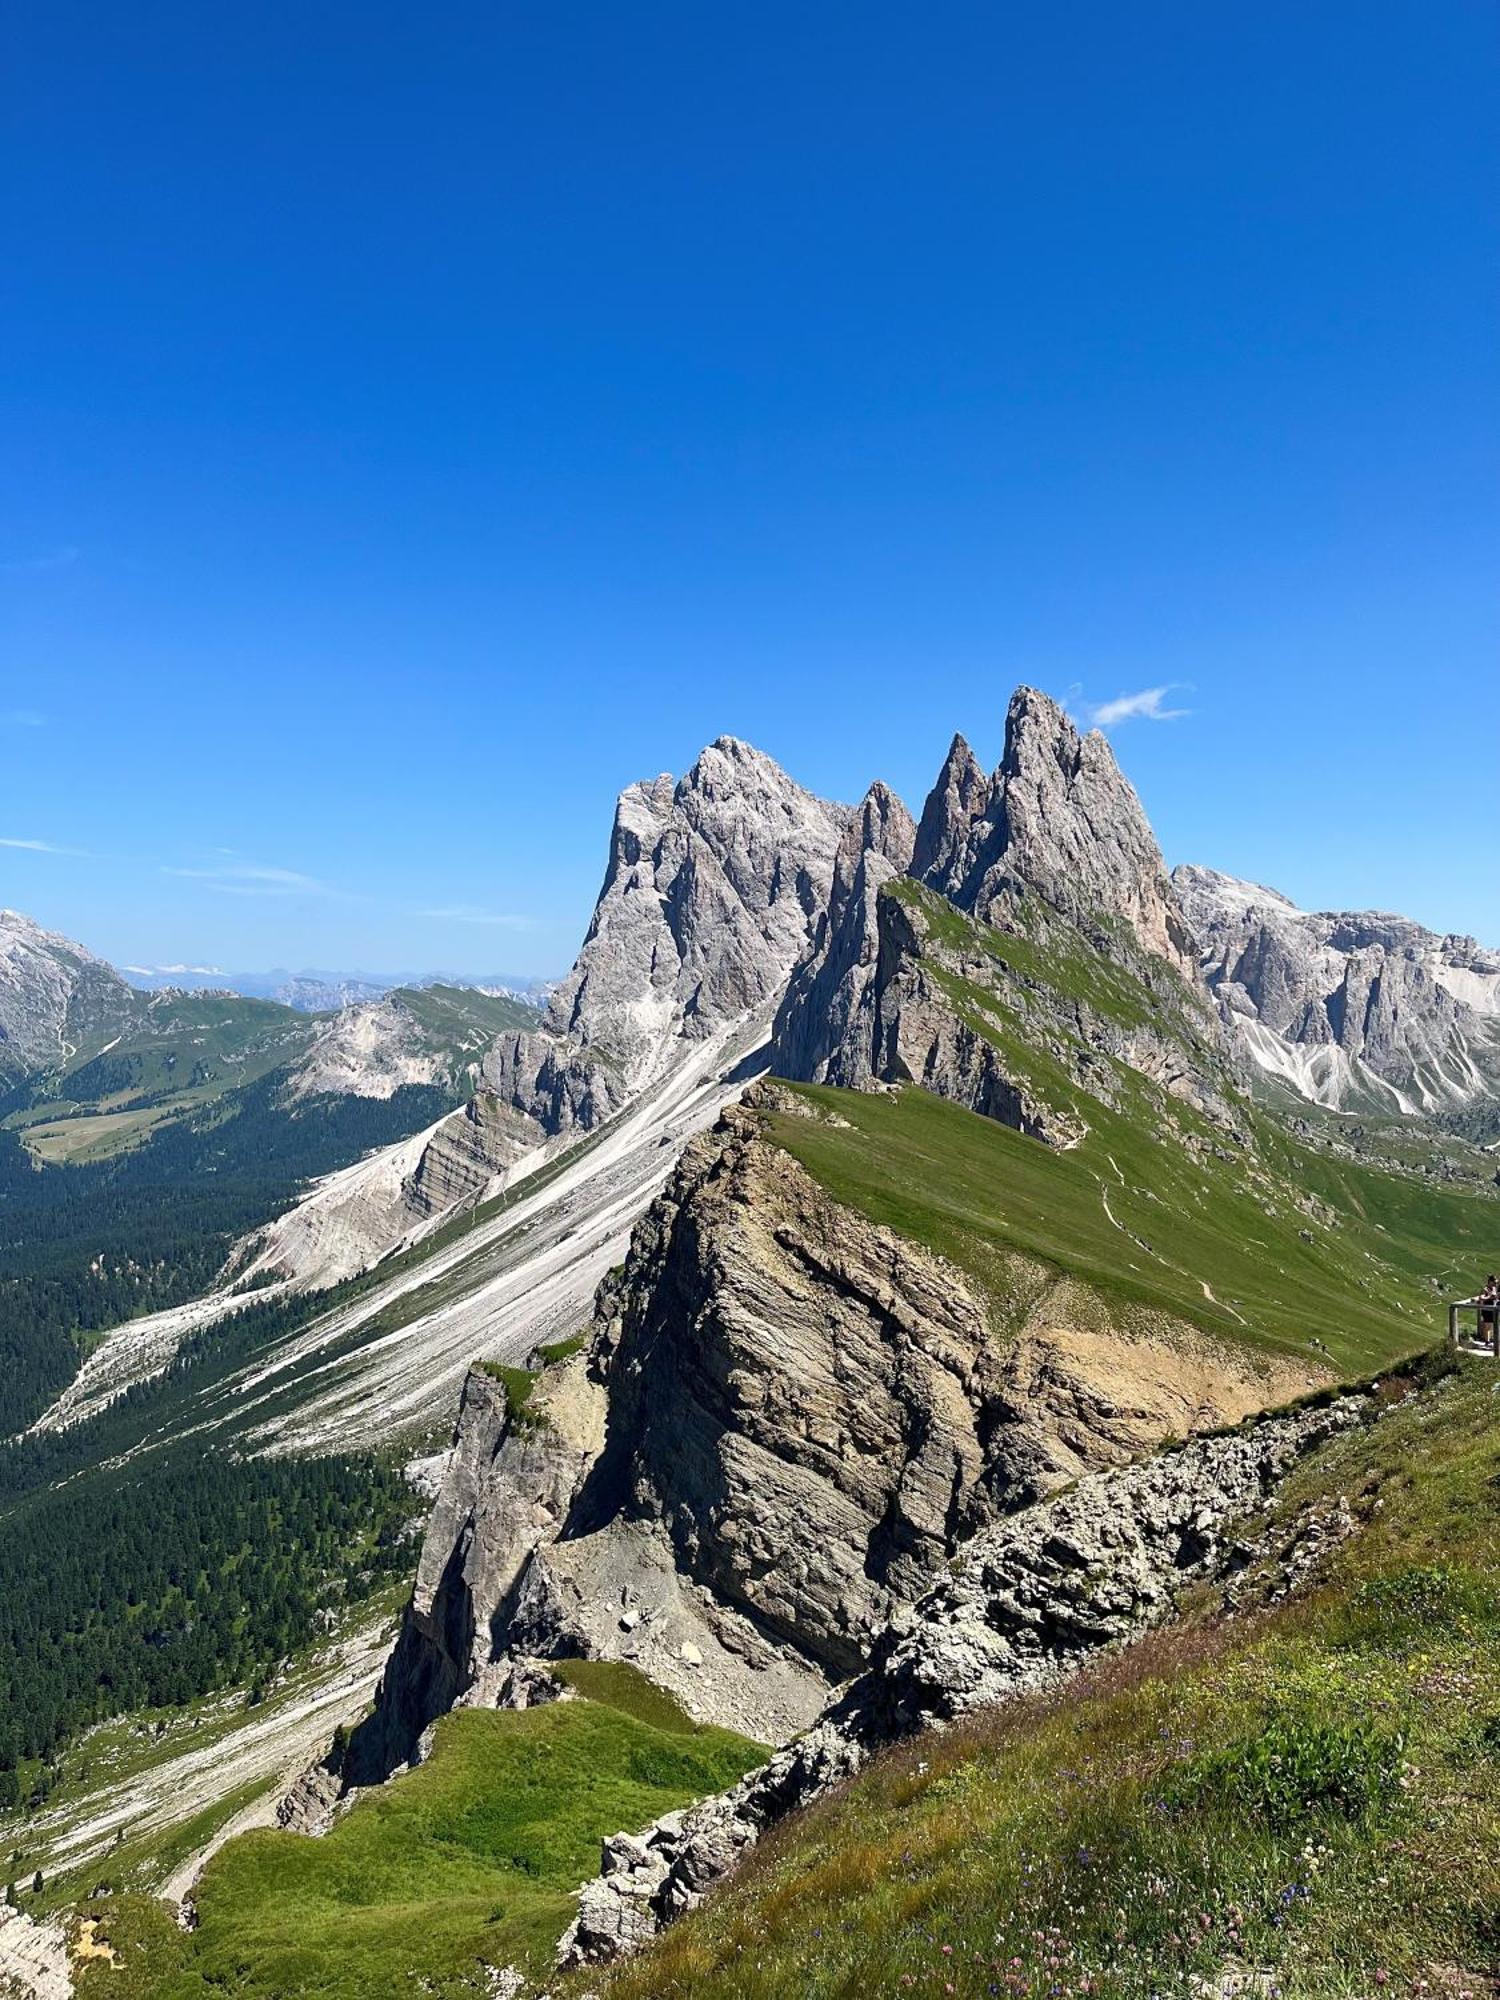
[163,862,335,899]
[417,904,542,931]
[0,709,45,728]
[1077,684,1192,729]
[0,835,87,856]
[0,546,79,577]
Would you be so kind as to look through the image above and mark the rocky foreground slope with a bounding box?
[560,1388,1364,1965]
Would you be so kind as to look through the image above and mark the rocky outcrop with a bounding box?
[235,739,852,1291]
[0,1901,73,1999]
[360,1087,1321,1770]
[1176,865,1500,1119]
[559,1392,1365,1968]
[0,908,137,1085]
[500,736,851,1115]
[909,733,992,893]
[347,1359,605,1782]
[923,689,1199,980]
[401,1091,541,1219]
[771,782,917,1088]
[771,690,1228,1148]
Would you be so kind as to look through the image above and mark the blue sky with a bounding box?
[3,2,1496,974]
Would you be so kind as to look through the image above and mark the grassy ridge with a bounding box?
[590,1360,1500,1999]
[766,1081,1492,1373]
[81,1664,765,2000]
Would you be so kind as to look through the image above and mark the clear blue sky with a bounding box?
[4,2,1496,974]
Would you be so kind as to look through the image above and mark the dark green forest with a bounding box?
[0,1073,453,1433]
[0,1446,416,1778]
[0,1284,423,1790]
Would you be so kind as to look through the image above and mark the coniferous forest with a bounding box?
[0,1448,414,1779]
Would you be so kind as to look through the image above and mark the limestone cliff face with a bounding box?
[239,738,851,1290]
[0,908,137,1084]
[771,690,1226,1147]
[348,1361,605,1781]
[362,1088,1317,1766]
[490,737,851,1121]
[1176,864,1500,1119]
[929,689,1199,980]
[402,1091,543,1219]
[772,782,917,1089]
[776,866,1231,1150]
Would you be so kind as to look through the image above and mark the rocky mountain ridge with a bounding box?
[347,685,1499,1833]
[1176,864,1500,1123]
[0,907,139,1084]
[243,737,851,1288]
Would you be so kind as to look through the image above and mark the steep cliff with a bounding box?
[239,739,851,1289]
[0,907,141,1084]
[358,1077,1324,1772]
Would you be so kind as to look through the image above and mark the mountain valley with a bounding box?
[2,691,1498,2000]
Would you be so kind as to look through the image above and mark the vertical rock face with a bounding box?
[483,738,851,1130]
[773,690,1222,1140]
[348,1362,606,1782]
[1175,864,1500,1117]
[909,733,992,893]
[772,782,917,1086]
[362,1080,1315,1767]
[934,688,1199,979]
[248,740,852,1288]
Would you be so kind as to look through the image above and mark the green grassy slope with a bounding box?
[767,1082,1494,1376]
[589,1355,1500,2000]
[764,875,1498,1378]
[79,1664,765,2000]
[388,981,537,1043]
[1,990,317,1161]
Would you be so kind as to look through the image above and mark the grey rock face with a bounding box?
[260,738,852,1289]
[772,782,916,1087]
[926,689,1199,979]
[401,1091,543,1219]
[558,1393,1365,1968]
[363,1087,1317,1769]
[346,1360,605,1782]
[0,907,137,1083]
[1175,865,1500,1118]
[476,738,850,1162]
[772,689,1222,1144]
[909,733,992,893]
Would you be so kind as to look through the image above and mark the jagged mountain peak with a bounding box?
[912,687,1197,979]
[911,732,991,892]
[0,905,137,1082]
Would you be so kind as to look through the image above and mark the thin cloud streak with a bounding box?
[0,546,79,576]
[1080,684,1192,728]
[1,835,88,856]
[0,709,46,728]
[163,862,337,898]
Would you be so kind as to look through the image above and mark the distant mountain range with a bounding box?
[118,963,554,1012]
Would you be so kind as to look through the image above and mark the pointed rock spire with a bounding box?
[911,734,992,895]
[773,781,916,1085]
[959,688,1198,978]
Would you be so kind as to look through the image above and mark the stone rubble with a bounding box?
[557,1393,1365,1968]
